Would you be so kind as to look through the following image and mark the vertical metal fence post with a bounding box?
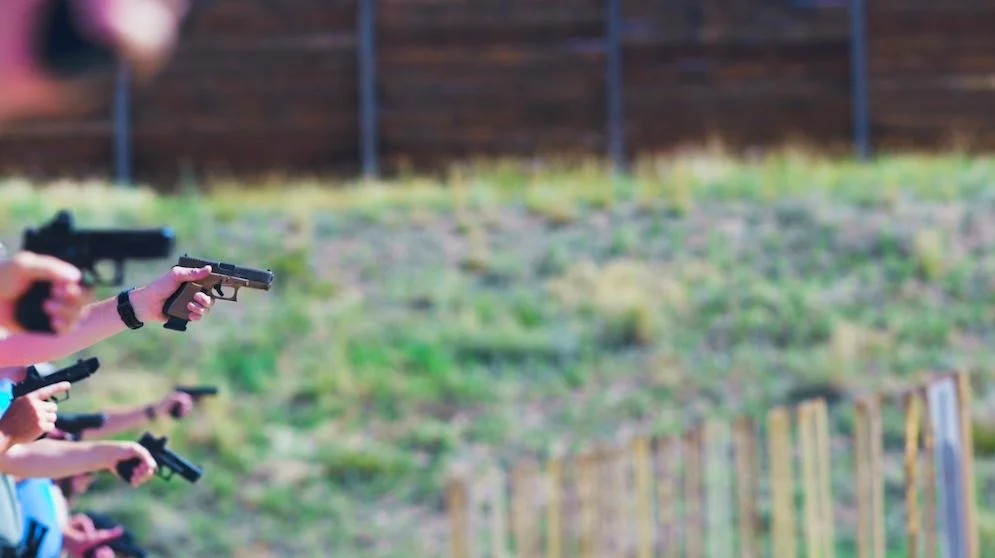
[605,0,625,174]
[358,0,380,179]
[113,63,132,186]
[849,0,871,161]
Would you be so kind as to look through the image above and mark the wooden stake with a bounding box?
[685,426,704,558]
[813,399,836,558]
[656,435,678,558]
[854,399,870,558]
[955,371,980,558]
[921,387,937,558]
[869,396,885,558]
[632,436,654,558]
[733,417,758,558]
[546,457,563,558]
[448,477,470,558]
[904,393,921,558]
[576,450,597,558]
[767,407,796,558]
[512,461,539,558]
[705,419,734,558]
[799,402,821,558]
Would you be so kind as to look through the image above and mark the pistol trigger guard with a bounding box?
[209,285,239,302]
[80,266,99,289]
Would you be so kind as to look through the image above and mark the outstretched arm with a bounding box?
[0,265,215,366]
[0,439,155,486]
[86,390,194,438]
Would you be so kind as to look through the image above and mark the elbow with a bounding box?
[0,339,62,367]
[0,456,30,478]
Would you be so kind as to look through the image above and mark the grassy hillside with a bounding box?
[4,150,995,556]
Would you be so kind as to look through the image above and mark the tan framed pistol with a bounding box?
[161,255,275,331]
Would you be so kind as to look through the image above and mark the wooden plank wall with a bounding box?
[0,0,360,185]
[378,0,608,171]
[128,0,359,180]
[5,0,990,185]
[867,2,995,150]
[621,1,850,152]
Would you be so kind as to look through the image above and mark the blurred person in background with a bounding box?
[0,0,200,342]
[0,0,201,347]
[0,251,88,338]
[0,364,159,555]
[0,3,208,554]
[0,0,200,341]
[0,365,68,455]
[0,241,216,367]
[0,0,193,124]
[0,262,218,367]
[27,386,202,558]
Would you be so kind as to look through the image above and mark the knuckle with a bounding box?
[10,252,33,266]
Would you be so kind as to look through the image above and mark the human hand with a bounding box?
[130,265,215,324]
[87,547,116,558]
[67,471,97,499]
[0,252,88,334]
[102,442,157,487]
[68,0,193,79]
[63,513,123,558]
[0,381,69,445]
[67,513,95,532]
[155,390,193,419]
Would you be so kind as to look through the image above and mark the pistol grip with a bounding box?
[163,316,189,332]
[170,402,183,418]
[14,282,55,333]
[161,282,205,332]
[115,458,140,484]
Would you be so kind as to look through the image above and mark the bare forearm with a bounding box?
[88,407,151,437]
[0,440,112,479]
[0,294,127,366]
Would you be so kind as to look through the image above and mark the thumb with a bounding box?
[72,514,97,535]
[10,253,82,284]
[32,381,71,401]
[86,526,124,548]
[169,265,212,284]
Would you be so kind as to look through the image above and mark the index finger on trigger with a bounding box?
[34,381,72,400]
[51,281,85,300]
[13,253,82,284]
[74,515,97,535]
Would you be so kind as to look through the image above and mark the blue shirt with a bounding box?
[16,478,62,558]
[0,378,62,558]
[0,379,26,550]
[0,379,11,414]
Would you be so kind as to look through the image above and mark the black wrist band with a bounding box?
[116,289,144,330]
[144,405,156,421]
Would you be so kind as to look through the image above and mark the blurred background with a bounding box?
[0,0,971,185]
[4,0,995,557]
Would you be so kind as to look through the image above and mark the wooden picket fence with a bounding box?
[445,371,980,558]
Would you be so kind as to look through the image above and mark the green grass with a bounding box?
[5,149,995,556]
